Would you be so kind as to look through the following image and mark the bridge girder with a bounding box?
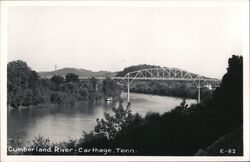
[112,67,221,88]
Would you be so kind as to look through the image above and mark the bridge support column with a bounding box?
[197,78,201,104]
[127,83,130,102]
[197,85,200,104]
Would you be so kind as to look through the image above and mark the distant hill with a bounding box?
[116,64,214,79]
[116,64,160,77]
[38,68,117,78]
[39,64,216,80]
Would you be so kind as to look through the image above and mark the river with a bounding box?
[7,92,196,144]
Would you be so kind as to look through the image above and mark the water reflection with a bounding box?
[8,93,196,143]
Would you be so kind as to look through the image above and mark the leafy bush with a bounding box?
[31,135,51,148]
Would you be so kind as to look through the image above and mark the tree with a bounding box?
[89,77,98,90]
[94,100,133,139]
[79,87,89,100]
[171,99,189,114]
[212,55,243,128]
[7,60,40,108]
[50,92,67,104]
[61,82,79,105]
[65,73,79,83]
[102,77,121,97]
[50,75,64,84]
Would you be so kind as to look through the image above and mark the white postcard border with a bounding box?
[1,0,249,161]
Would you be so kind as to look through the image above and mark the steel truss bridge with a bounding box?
[79,67,221,103]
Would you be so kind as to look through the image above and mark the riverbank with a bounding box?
[7,95,121,111]
[129,82,214,100]
[128,90,196,100]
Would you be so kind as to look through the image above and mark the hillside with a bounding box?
[116,64,214,80]
[116,64,160,77]
[38,68,117,78]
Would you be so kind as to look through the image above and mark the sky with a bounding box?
[7,4,245,79]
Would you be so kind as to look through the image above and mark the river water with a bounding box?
[7,92,196,144]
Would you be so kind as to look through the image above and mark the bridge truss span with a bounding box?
[114,67,220,87]
[112,67,221,103]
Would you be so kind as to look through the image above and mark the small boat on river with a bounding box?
[106,97,113,101]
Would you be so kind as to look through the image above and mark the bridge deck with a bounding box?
[79,76,219,82]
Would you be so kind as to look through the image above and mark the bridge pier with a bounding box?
[127,84,130,102]
[197,85,200,104]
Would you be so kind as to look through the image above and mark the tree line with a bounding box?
[7,60,121,109]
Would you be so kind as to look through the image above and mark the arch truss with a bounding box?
[112,67,221,103]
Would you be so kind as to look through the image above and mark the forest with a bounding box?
[8,55,243,156]
[7,60,121,109]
